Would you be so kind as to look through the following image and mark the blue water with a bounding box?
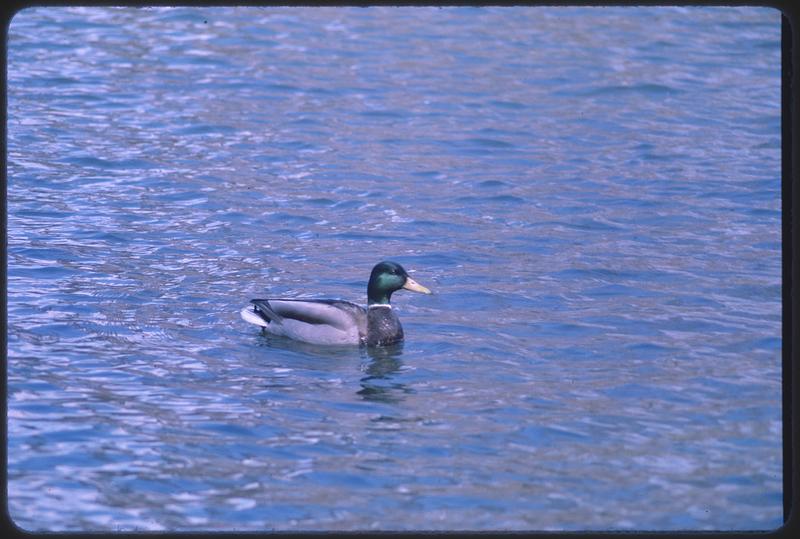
[6,6,782,531]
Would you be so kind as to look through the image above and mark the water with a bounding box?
[6,6,782,531]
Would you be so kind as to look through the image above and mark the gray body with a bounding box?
[240,299,404,347]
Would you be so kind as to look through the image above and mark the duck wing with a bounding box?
[242,299,367,345]
[250,298,365,328]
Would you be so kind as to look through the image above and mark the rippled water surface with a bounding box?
[7,6,782,531]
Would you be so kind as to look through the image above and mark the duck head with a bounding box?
[367,261,431,305]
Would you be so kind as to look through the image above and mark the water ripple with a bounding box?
[7,5,781,533]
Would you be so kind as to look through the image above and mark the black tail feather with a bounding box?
[250,299,283,324]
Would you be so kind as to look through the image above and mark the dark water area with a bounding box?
[7,6,781,531]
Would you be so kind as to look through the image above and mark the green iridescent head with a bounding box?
[367,261,431,305]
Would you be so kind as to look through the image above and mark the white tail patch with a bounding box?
[240,306,269,327]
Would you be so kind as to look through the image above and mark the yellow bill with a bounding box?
[402,276,432,294]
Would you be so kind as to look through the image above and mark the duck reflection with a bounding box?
[357,342,410,403]
[254,333,411,402]
[256,332,360,360]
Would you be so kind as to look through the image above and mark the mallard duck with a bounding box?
[240,261,431,346]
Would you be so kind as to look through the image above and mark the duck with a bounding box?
[240,261,431,346]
